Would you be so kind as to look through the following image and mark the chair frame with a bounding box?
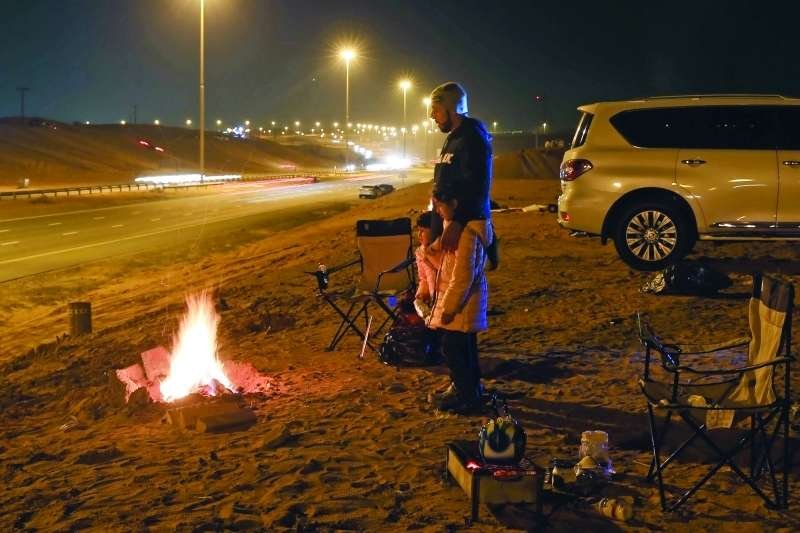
[638,273,794,511]
[309,234,415,352]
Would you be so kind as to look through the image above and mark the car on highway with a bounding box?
[377,183,395,195]
[358,185,381,199]
[557,94,800,270]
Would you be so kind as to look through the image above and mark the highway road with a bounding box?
[0,170,431,282]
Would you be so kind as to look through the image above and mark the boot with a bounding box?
[428,382,458,407]
[438,385,484,415]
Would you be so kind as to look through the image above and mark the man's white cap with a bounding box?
[430,82,468,115]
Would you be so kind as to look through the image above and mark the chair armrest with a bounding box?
[305,256,360,292]
[676,336,751,355]
[382,257,414,275]
[678,356,794,376]
[374,257,414,293]
[636,313,681,371]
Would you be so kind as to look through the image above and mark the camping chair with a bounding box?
[638,273,794,511]
[309,217,415,352]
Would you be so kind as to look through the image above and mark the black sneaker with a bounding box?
[428,382,458,407]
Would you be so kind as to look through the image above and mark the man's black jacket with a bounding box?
[432,117,492,235]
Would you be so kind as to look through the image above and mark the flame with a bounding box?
[159,291,234,402]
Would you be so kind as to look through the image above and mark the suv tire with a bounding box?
[613,202,694,271]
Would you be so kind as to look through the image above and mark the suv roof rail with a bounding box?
[643,94,796,100]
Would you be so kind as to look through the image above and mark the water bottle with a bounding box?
[316,263,329,290]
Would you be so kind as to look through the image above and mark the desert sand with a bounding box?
[1,177,799,531]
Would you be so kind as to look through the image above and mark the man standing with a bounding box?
[428,82,494,257]
[426,82,495,413]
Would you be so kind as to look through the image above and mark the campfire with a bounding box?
[115,291,271,407]
[159,291,233,401]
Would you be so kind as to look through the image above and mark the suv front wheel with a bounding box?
[613,202,694,270]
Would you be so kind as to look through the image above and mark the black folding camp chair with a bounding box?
[309,217,415,352]
[638,273,794,511]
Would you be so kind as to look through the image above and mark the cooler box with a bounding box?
[444,440,543,522]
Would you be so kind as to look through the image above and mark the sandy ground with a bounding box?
[2,178,799,531]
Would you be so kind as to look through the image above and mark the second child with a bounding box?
[427,185,492,413]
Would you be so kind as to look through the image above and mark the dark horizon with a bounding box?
[2,0,799,133]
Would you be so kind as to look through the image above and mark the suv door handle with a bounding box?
[782,160,800,167]
[680,159,707,166]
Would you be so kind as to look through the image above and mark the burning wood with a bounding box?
[114,291,271,409]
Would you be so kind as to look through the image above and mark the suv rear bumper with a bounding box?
[557,184,611,235]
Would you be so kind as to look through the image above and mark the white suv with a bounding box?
[557,95,800,270]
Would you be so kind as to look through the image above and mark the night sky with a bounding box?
[2,0,799,133]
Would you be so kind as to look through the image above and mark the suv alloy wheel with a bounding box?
[613,202,694,270]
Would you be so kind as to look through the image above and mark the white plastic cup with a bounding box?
[579,430,610,464]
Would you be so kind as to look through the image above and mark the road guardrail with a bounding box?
[0,173,320,200]
[0,181,226,200]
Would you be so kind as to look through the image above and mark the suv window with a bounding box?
[611,106,779,150]
[571,112,593,148]
[775,106,800,150]
[682,106,778,150]
[610,108,682,148]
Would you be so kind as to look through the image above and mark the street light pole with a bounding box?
[423,97,431,163]
[16,87,30,122]
[402,88,407,158]
[345,57,350,169]
[339,48,356,172]
[399,79,411,158]
[199,0,205,183]
[534,94,544,150]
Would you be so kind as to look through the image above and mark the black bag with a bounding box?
[378,323,439,366]
[641,261,732,296]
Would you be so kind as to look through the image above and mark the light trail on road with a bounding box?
[0,171,431,282]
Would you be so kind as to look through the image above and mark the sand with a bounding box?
[1,177,799,531]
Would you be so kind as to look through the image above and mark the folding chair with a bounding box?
[638,273,794,511]
[309,217,415,352]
